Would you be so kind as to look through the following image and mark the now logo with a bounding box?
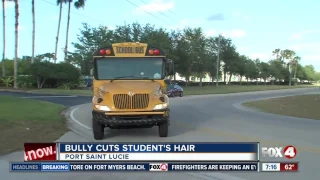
[261,146,297,159]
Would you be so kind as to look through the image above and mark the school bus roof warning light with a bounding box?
[99,48,111,55]
[148,48,160,55]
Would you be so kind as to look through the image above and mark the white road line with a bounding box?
[70,107,92,130]
[22,95,77,98]
[68,105,248,180]
[232,93,315,112]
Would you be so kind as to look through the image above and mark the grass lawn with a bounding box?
[181,85,317,95]
[11,84,318,96]
[243,94,320,120]
[0,96,68,155]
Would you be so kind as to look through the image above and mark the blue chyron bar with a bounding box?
[56,142,259,162]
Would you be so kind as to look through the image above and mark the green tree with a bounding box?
[29,61,80,88]
[168,30,186,81]
[29,61,56,88]
[36,53,55,62]
[72,23,115,74]
[304,65,317,82]
[243,59,258,85]
[259,62,271,84]
[234,55,248,85]
[68,21,316,87]
[269,60,284,84]
[205,36,221,84]
[113,24,132,42]
[252,59,261,84]
[315,72,320,81]
[180,27,207,86]
[296,64,307,80]
[218,36,237,83]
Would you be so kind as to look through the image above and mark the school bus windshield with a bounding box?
[95,57,164,80]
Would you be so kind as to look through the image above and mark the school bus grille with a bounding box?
[113,94,149,109]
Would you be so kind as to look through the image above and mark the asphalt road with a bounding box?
[1,88,320,180]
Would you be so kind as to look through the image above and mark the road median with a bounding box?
[0,84,317,96]
[243,94,320,120]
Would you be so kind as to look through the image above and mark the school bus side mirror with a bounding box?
[90,69,93,76]
[167,61,174,76]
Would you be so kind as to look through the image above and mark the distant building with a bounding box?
[171,61,281,83]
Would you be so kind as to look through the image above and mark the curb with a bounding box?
[62,104,94,141]
[0,89,92,96]
[232,93,320,121]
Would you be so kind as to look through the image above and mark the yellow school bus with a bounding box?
[91,42,174,140]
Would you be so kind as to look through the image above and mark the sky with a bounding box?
[1,0,320,71]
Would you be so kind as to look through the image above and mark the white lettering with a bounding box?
[65,154,83,160]
[65,145,93,152]
[24,146,55,161]
[70,165,83,170]
[173,145,195,152]
[109,154,129,160]
[262,147,283,157]
[36,148,44,158]
[93,165,107,170]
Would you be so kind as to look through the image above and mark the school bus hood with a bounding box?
[99,81,161,94]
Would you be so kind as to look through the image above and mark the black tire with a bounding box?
[180,91,183,97]
[92,118,104,140]
[158,122,169,137]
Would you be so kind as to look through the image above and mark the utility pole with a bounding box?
[216,35,221,86]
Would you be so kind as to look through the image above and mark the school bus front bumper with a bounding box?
[92,109,170,126]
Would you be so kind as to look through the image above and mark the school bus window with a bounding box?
[96,58,164,80]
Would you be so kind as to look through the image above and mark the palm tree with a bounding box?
[54,0,65,63]
[13,0,19,89]
[2,0,6,77]
[64,0,85,61]
[292,56,301,79]
[281,49,296,86]
[272,48,280,60]
[31,0,35,63]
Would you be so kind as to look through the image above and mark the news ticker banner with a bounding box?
[10,162,299,172]
[24,142,258,162]
[11,162,258,172]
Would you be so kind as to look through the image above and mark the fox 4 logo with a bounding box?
[262,145,297,159]
[149,163,168,171]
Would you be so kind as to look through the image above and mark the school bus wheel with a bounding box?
[158,121,169,137]
[92,118,105,140]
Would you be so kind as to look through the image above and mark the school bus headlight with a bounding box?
[153,103,168,110]
[94,105,111,111]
